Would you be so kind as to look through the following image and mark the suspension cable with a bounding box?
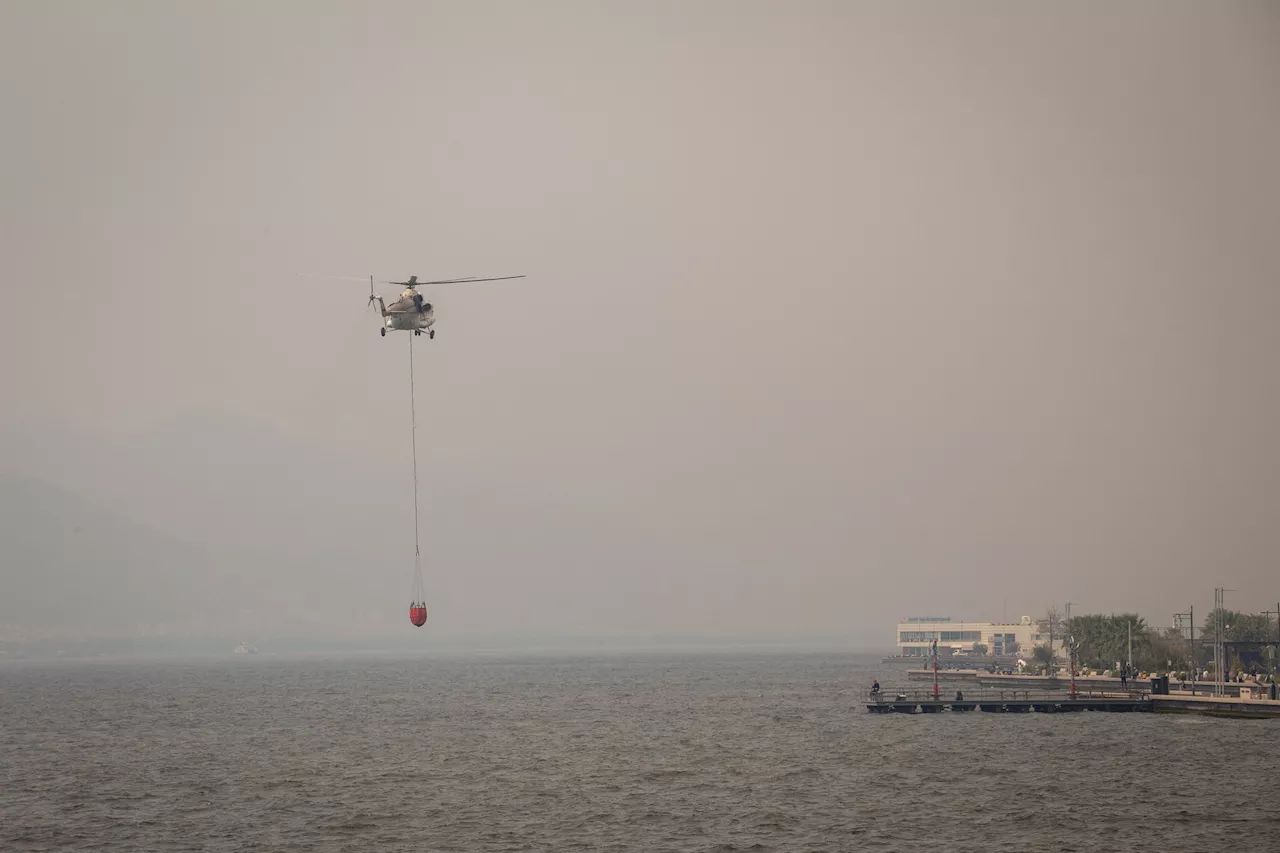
[409,333,423,602]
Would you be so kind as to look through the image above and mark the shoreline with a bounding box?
[903,667,1278,699]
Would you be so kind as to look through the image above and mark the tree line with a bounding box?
[1028,609,1278,675]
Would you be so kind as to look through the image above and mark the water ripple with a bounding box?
[2,652,1275,852]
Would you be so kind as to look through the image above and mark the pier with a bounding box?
[865,686,1150,714]
[902,667,1280,702]
[1150,693,1280,719]
[865,685,1280,718]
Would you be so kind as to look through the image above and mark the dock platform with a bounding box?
[865,687,1151,714]
[1151,693,1280,719]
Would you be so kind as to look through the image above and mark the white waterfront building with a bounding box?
[895,615,1050,658]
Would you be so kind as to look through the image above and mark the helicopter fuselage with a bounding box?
[384,310,434,331]
[376,289,435,337]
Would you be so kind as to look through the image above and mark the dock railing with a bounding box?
[863,685,1149,705]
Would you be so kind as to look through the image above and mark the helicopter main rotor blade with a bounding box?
[296,272,373,283]
[381,275,527,286]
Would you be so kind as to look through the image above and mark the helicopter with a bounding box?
[368,274,526,338]
[299,271,526,337]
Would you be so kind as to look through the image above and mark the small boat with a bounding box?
[233,642,259,655]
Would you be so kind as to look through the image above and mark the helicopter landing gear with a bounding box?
[380,328,386,337]
[429,330,435,340]
[413,330,421,336]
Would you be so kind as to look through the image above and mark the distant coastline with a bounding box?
[0,634,894,662]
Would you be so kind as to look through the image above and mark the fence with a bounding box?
[863,685,1149,705]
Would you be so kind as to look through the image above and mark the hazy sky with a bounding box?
[3,2,1279,644]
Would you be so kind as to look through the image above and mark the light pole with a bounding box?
[1067,635,1078,699]
[1261,604,1280,683]
[1218,589,1228,696]
[1127,619,1132,675]
[1065,602,1074,674]
[1214,588,1236,696]
[1174,606,1194,694]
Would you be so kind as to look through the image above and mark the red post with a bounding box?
[932,639,940,700]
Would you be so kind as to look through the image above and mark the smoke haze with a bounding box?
[3,2,1279,648]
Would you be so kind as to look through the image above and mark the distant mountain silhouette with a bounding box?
[0,414,510,645]
[0,472,218,638]
[1,412,415,556]
[0,472,396,643]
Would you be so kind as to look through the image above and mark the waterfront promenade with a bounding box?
[886,670,1280,717]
